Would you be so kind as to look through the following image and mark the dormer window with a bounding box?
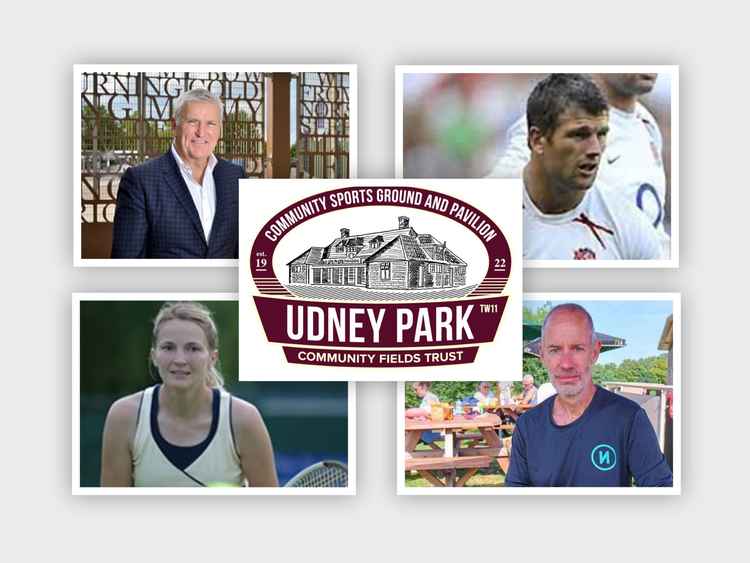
[369,235,384,249]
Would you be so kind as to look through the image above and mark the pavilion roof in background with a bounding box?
[523,332,626,358]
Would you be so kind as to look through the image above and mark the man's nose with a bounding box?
[559,350,575,368]
[585,135,604,156]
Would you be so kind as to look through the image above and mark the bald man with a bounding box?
[506,303,672,487]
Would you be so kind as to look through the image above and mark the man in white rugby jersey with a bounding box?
[521,74,663,261]
[595,74,667,233]
[487,73,670,254]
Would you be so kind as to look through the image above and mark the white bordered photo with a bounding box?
[72,292,355,495]
[239,178,523,382]
[74,64,357,267]
[397,293,681,495]
[395,66,679,268]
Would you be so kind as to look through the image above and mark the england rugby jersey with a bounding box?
[596,104,667,233]
[487,108,669,248]
[523,181,664,260]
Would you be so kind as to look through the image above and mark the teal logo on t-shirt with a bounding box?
[591,444,617,471]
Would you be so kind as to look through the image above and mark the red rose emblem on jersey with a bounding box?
[574,248,597,260]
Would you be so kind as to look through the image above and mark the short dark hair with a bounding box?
[526,74,608,138]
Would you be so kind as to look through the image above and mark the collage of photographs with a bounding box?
[73,64,680,495]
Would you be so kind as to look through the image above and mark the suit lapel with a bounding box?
[162,151,207,245]
[209,160,230,253]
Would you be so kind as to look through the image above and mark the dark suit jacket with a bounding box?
[111,151,244,259]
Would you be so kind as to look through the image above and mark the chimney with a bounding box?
[340,228,350,238]
[398,216,409,229]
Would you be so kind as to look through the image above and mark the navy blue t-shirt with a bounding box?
[505,386,672,487]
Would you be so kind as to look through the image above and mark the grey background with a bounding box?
[4,0,745,560]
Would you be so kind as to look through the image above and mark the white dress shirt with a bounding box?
[171,144,217,243]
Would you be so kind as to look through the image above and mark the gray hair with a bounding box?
[522,373,534,384]
[173,88,223,127]
[541,303,596,344]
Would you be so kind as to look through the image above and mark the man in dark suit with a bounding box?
[111,88,244,259]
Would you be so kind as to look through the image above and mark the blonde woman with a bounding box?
[100,302,278,487]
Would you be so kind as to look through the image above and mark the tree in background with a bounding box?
[405,381,477,408]
[81,104,127,152]
[79,300,239,396]
[523,301,552,325]
[221,109,263,160]
[405,354,668,408]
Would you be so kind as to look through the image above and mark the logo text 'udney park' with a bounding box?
[249,186,513,369]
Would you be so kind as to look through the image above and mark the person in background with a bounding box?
[519,373,538,406]
[405,381,442,446]
[473,381,496,403]
[405,381,440,418]
[497,382,513,405]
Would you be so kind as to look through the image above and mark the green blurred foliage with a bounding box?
[523,301,552,324]
[221,109,263,158]
[405,354,668,407]
[405,381,480,408]
[437,117,489,161]
[592,356,668,386]
[79,300,239,394]
[82,105,172,154]
[82,105,258,158]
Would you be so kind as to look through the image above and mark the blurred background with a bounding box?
[78,299,348,487]
[401,72,673,231]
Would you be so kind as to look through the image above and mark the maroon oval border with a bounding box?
[250,185,512,297]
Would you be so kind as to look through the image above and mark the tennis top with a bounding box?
[505,386,673,487]
[132,385,244,487]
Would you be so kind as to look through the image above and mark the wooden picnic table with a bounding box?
[405,414,502,487]
[488,403,534,416]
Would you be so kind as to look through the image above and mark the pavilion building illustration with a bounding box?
[286,216,467,289]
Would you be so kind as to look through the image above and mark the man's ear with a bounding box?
[528,126,546,156]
